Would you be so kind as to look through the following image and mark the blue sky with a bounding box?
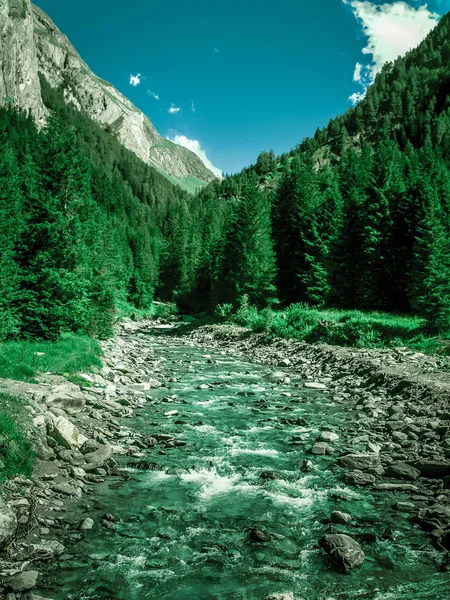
[35,0,449,175]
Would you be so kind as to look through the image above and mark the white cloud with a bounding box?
[168,104,181,114]
[191,100,196,112]
[130,73,141,87]
[148,90,160,100]
[346,1,439,103]
[167,134,222,177]
[353,62,363,82]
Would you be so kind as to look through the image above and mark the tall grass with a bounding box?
[0,333,103,382]
[219,298,448,354]
[0,393,34,484]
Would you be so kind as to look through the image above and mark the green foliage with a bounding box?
[224,302,437,351]
[0,393,34,484]
[0,334,102,382]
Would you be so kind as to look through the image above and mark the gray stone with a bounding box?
[47,416,80,449]
[311,442,330,455]
[80,439,101,455]
[319,431,339,442]
[264,594,294,600]
[83,445,113,471]
[7,571,39,593]
[0,498,17,549]
[415,459,450,478]
[385,462,420,481]
[52,482,82,497]
[266,371,288,383]
[330,511,352,524]
[319,534,364,572]
[304,381,327,389]
[339,453,381,471]
[80,517,94,530]
[344,470,376,486]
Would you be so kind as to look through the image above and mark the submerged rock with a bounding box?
[247,527,273,543]
[319,533,364,572]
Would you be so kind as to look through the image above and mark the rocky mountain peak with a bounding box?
[0,0,215,191]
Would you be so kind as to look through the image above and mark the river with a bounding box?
[38,326,449,599]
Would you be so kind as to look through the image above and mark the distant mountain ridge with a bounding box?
[0,0,216,191]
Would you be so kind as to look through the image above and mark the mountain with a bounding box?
[0,0,216,192]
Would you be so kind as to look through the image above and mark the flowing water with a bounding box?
[40,328,449,599]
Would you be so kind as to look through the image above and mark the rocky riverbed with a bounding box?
[0,320,449,599]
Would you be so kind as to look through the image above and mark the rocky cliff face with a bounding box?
[0,0,215,189]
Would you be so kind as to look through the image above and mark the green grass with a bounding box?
[220,300,450,355]
[0,333,103,383]
[0,393,34,484]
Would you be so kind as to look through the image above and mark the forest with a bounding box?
[2,11,450,344]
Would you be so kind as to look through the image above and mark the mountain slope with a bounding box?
[0,0,216,191]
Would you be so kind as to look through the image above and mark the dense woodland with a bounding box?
[2,12,450,342]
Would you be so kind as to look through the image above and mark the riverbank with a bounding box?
[0,320,449,599]
[0,320,172,597]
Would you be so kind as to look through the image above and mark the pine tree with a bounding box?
[213,173,277,308]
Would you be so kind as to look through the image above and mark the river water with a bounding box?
[39,328,449,599]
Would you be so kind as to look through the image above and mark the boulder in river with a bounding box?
[264,594,295,600]
[319,533,364,572]
[83,445,114,471]
[319,431,339,442]
[330,511,352,525]
[265,371,289,383]
[247,527,273,543]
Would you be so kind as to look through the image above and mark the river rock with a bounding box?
[52,482,82,497]
[319,431,339,442]
[6,571,39,593]
[266,371,288,383]
[300,459,314,472]
[83,445,114,471]
[260,470,283,480]
[339,453,381,471]
[319,533,364,572]
[264,594,294,600]
[344,470,376,486]
[0,498,17,549]
[418,505,450,529]
[80,439,101,454]
[330,511,352,524]
[47,416,80,449]
[304,381,327,389]
[311,442,333,455]
[247,527,273,543]
[45,384,85,413]
[385,462,420,481]
[80,517,94,530]
[415,459,450,478]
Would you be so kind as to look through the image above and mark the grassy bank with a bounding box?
[0,393,34,484]
[218,300,449,355]
[0,333,103,383]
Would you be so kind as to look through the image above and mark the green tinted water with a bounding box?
[39,330,449,599]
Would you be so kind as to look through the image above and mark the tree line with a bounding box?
[2,11,450,341]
